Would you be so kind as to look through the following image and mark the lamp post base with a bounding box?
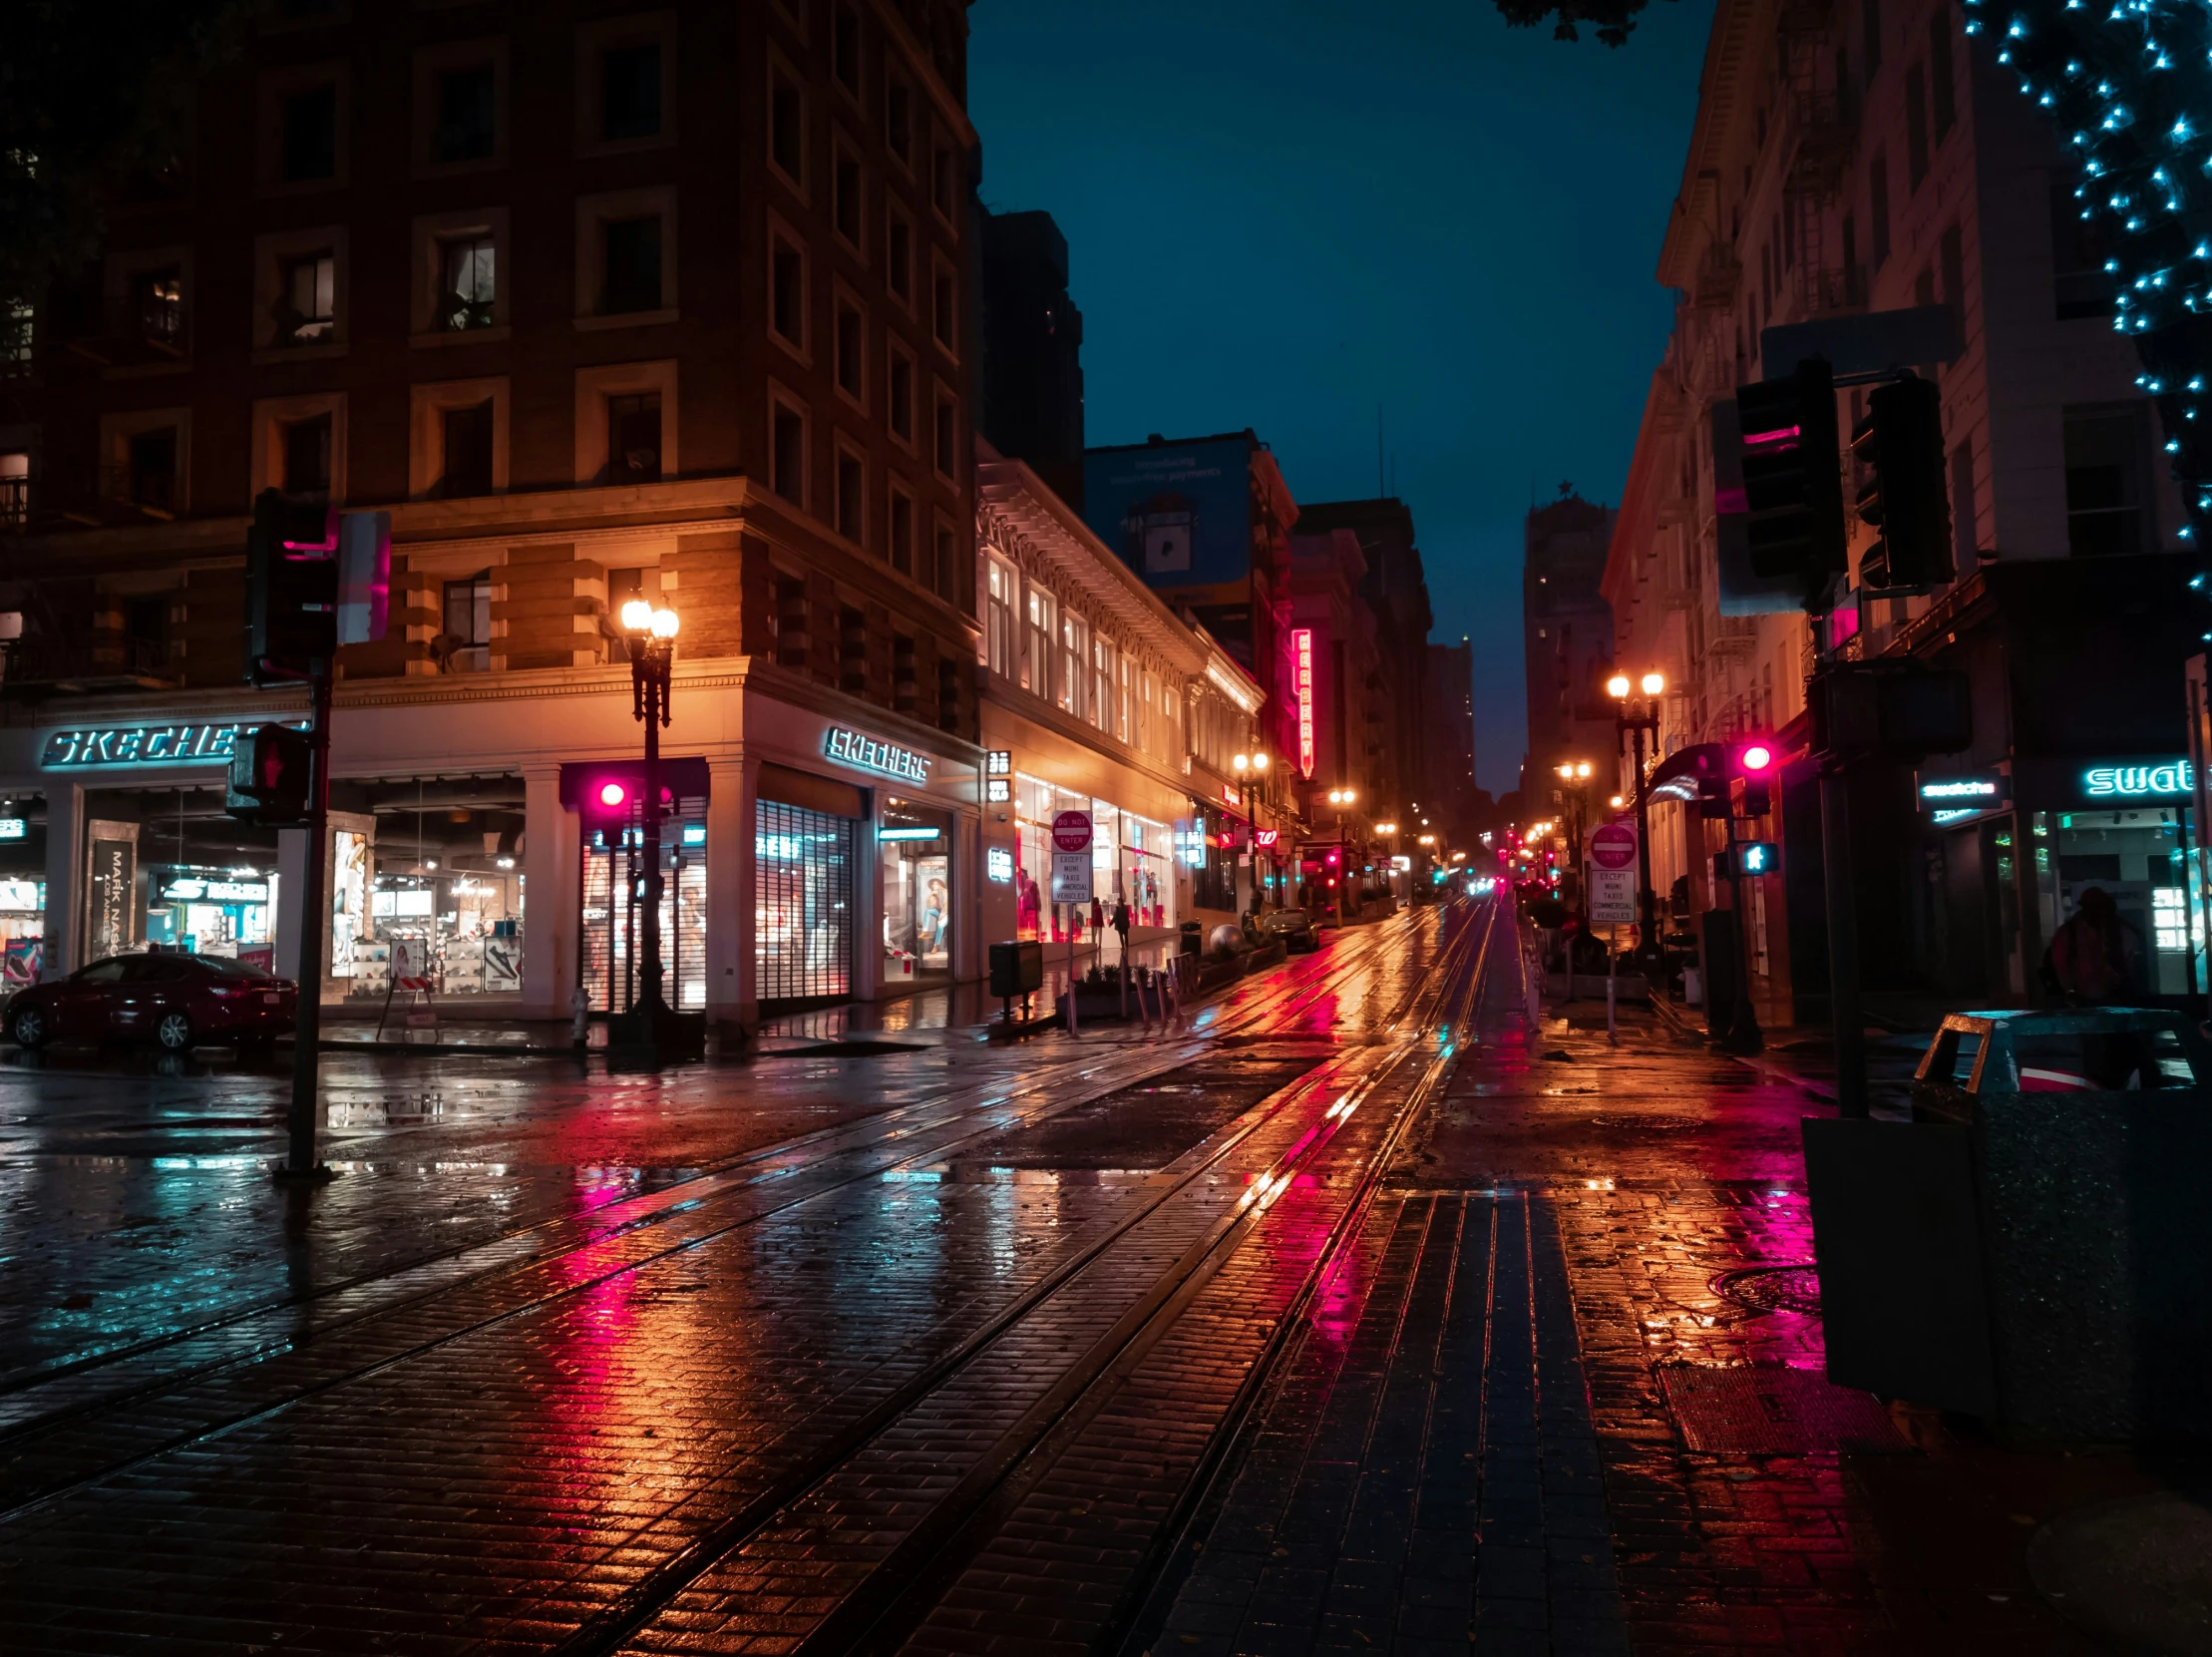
[605,995,708,1067]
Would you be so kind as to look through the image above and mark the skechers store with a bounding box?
[1913,756,2208,1005]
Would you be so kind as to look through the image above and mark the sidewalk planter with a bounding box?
[1805,1009,2212,1442]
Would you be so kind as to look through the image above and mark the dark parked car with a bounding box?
[1261,907,1320,954]
[8,953,297,1052]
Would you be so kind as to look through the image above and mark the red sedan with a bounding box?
[7,954,297,1053]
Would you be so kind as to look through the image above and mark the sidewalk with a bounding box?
[1156,951,2205,1654]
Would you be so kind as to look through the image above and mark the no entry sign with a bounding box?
[1589,822,1639,871]
[1052,810,1094,853]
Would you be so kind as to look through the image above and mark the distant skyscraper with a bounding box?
[979,208,1085,505]
[1424,638,1477,826]
[1522,493,1618,797]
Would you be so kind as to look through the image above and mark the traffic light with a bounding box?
[1735,356,1846,593]
[1734,740,1775,816]
[245,489,339,683]
[1851,375,1951,593]
[225,723,312,825]
[1715,842,1778,879]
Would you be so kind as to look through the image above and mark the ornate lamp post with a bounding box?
[1232,748,1274,910]
[1608,670,1665,960]
[613,598,696,1060]
[1325,786,1356,926]
[1554,760,1593,880]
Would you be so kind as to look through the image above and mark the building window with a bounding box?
[1863,0,1882,73]
[126,265,185,353]
[886,207,914,304]
[1905,64,1928,189]
[1060,612,1086,716]
[835,296,864,402]
[2063,404,2151,557]
[933,524,956,605]
[600,215,663,314]
[600,40,662,143]
[282,81,338,183]
[986,559,1017,675]
[606,391,662,484]
[437,234,496,331]
[1930,15,1955,142]
[126,427,179,514]
[932,388,956,479]
[443,574,492,671]
[0,452,27,526]
[772,236,805,346]
[770,68,804,187]
[931,258,956,354]
[1949,440,1977,574]
[442,401,495,496]
[886,77,913,167]
[930,138,955,220]
[834,143,864,249]
[2050,175,2116,320]
[1870,151,1891,268]
[1092,634,1114,733]
[835,446,864,543]
[283,413,333,496]
[833,5,862,95]
[773,400,805,504]
[1023,584,1053,696]
[889,483,915,576]
[887,343,915,442]
[277,250,336,344]
[433,63,497,163]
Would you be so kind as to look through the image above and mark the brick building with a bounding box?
[0,0,989,1028]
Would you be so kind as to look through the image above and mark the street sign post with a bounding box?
[1587,866,1637,926]
[1050,809,1094,904]
[1589,822,1639,872]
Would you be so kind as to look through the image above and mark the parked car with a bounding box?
[1261,908,1320,954]
[1909,1007,2211,1121]
[7,953,297,1053]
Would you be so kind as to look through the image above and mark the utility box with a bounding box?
[987,940,1042,999]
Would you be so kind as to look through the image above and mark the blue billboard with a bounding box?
[1083,436,1254,591]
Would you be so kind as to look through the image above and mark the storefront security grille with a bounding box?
[756,799,855,1004]
[581,810,708,1013]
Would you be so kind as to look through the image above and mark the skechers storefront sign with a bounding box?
[42,722,263,769]
[823,726,929,785]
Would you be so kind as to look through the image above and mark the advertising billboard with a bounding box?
[1083,436,1254,592]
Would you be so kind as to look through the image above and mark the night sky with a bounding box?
[968,0,1716,797]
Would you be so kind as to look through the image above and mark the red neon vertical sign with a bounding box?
[1292,627,1314,778]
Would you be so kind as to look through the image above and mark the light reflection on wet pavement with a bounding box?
[0,908,1476,1653]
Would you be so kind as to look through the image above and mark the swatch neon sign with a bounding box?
[2083,760,2193,798]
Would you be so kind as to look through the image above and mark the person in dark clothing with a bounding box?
[2049,887,2142,1005]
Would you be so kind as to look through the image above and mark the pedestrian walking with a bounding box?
[1112,896,1132,965]
[2048,886,2142,1006]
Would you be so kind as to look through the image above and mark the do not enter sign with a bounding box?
[1052,810,1093,853]
[1589,822,1639,871]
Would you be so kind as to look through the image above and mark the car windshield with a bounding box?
[1266,910,1307,927]
[192,956,271,980]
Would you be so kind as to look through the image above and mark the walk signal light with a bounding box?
[245,490,339,683]
[225,723,312,825]
[1851,376,1951,593]
[1735,357,1846,594]
[1716,842,1777,879]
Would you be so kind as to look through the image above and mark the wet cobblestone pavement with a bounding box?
[1,901,2204,1653]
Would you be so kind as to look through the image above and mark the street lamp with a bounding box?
[1554,759,1595,888]
[1610,668,1666,960]
[612,598,696,1060]
[1325,786,1356,926]
[1232,751,1275,908]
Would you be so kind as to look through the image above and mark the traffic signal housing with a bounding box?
[245,489,339,683]
[1851,375,1952,593]
[225,723,312,825]
[1735,356,1847,596]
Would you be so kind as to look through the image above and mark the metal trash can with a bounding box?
[987,940,1042,1000]
[1179,921,1202,957]
[1805,1007,2212,1441]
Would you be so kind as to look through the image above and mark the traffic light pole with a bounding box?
[1818,758,1868,1117]
[278,664,335,1180]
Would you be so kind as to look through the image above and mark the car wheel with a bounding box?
[155,1012,195,1053]
[10,1005,48,1049]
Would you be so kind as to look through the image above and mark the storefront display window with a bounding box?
[757,798,855,1005]
[882,799,952,988]
[1120,811,1171,927]
[2033,807,2206,997]
[582,811,704,1012]
[145,864,278,971]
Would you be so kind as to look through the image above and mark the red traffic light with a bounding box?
[597,781,627,808]
[1739,742,1775,773]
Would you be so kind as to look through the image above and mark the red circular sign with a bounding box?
[1052,809,1094,853]
[1589,822,1639,870]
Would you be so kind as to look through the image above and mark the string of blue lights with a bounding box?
[1971,0,2212,581]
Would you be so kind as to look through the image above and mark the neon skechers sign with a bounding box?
[823,726,929,785]
[2083,760,2192,798]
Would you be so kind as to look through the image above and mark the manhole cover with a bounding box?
[1712,1264,1824,1317]
[1585,1113,1695,1131]
[2029,1494,2212,1656]
[1660,1362,1911,1454]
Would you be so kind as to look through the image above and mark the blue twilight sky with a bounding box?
[967,0,1717,797]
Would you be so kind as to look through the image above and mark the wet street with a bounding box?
[0,900,2198,1654]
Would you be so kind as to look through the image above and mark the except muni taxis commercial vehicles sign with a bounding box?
[1050,809,1094,904]
[1588,866,1638,926]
